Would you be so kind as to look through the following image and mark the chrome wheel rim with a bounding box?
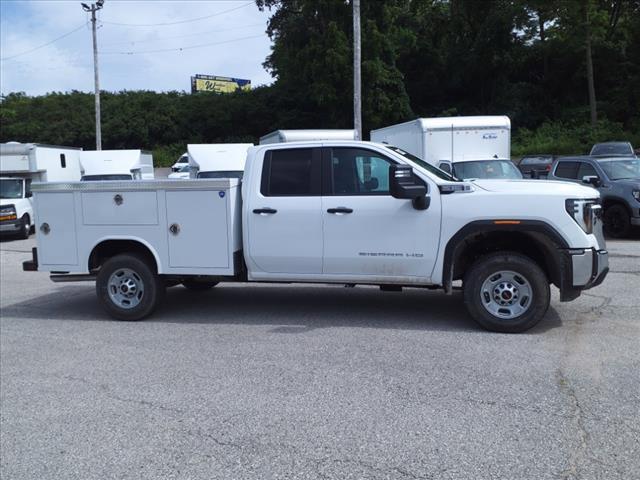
[480,270,532,319]
[107,268,144,309]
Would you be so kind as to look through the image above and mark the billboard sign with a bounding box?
[191,74,251,94]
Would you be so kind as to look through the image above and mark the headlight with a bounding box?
[565,199,598,234]
[633,190,640,203]
[0,205,17,221]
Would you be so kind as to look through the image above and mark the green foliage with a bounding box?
[513,119,640,156]
[1,0,639,158]
[152,144,186,168]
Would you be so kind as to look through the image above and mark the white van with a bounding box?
[188,144,253,179]
[80,150,154,181]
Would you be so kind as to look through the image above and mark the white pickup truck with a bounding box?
[23,141,609,332]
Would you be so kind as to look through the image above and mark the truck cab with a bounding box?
[0,177,33,238]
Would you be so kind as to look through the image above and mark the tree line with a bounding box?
[1,0,639,166]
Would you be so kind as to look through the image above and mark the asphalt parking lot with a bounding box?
[1,236,639,480]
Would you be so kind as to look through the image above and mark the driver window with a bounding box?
[330,148,392,195]
[577,162,598,179]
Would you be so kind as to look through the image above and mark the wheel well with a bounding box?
[451,231,562,287]
[89,240,158,273]
[602,198,630,216]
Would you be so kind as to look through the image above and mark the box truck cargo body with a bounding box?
[80,150,154,181]
[260,129,357,145]
[0,142,82,182]
[370,116,511,165]
[188,144,254,179]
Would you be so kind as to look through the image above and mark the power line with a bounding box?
[0,23,88,62]
[100,1,254,27]
[100,33,265,55]
[100,22,265,47]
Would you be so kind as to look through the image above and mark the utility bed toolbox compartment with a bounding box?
[31,179,241,275]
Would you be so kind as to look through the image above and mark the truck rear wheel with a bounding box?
[96,254,165,321]
[463,252,550,333]
[182,280,219,291]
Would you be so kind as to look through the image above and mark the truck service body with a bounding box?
[24,141,609,332]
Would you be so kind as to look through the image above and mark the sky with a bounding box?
[0,0,275,95]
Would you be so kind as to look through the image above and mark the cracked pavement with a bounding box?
[1,236,639,480]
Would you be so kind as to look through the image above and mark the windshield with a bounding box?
[81,174,133,181]
[197,170,244,179]
[0,179,24,199]
[521,156,553,165]
[177,155,189,163]
[598,158,640,180]
[453,160,523,180]
[591,143,633,156]
[385,146,459,181]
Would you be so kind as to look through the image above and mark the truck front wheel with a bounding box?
[96,254,165,321]
[463,252,550,333]
[18,214,30,239]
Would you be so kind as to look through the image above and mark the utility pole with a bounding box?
[82,0,104,150]
[353,0,362,141]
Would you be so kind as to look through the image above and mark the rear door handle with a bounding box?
[327,207,353,214]
[253,208,277,215]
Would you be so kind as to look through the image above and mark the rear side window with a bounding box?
[554,161,580,179]
[261,148,320,196]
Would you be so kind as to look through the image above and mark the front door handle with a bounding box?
[253,208,277,215]
[327,207,353,214]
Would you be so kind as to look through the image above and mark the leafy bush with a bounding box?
[512,119,639,157]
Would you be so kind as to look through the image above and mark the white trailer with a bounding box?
[0,142,82,182]
[370,116,518,180]
[260,129,357,145]
[187,144,253,179]
[80,150,154,181]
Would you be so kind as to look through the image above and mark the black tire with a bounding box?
[603,204,631,238]
[18,214,30,239]
[96,254,165,321]
[463,252,550,333]
[182,280,219,291]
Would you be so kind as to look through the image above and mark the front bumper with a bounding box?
[560,248,609,301]
[0,219,21,232]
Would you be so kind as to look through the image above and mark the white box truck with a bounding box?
[260,129,357,144]
[1,142,82,237]
[80,150,154,181]
[370,116,520,180]
[24,140,608,333]
[187,143,254,179]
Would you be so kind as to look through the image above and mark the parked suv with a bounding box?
[518,155,555,178]
[548,156,640,237]
[590,142,635,157]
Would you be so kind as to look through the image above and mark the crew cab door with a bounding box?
[245,147,323,274]
[321,147,440,281]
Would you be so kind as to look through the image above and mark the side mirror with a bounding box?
[438,162,452,175]
[25,192,33,198]
[390,165,429,210]
[582,175,601,187]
